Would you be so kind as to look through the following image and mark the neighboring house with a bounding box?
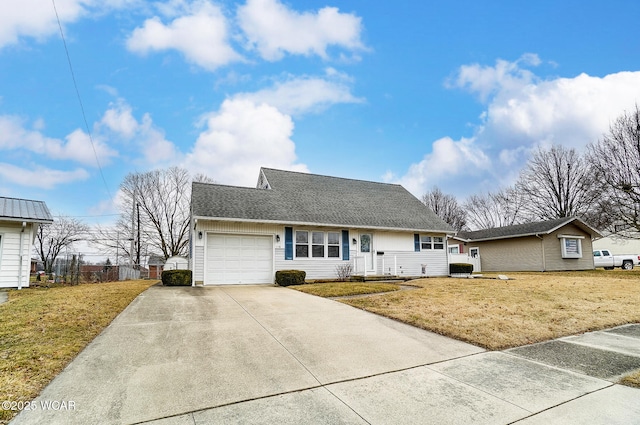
[190,168,452,285]
[593,233,640,256]
[452,217,601,272]
[0,196,54,288]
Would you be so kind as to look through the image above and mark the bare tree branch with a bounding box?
[421,187,467,231]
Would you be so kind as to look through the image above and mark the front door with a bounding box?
[360,233,374,271]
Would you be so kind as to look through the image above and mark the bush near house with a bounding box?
[450,263,474,274]
[161,270,192,286]
[275,270,306,286]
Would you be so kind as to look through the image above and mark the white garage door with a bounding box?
[206,234,273,284]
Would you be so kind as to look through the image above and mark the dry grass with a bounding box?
[620,370,640,388]
[291,282,400,298]
[339,270,640,351]
[0,280,156,424]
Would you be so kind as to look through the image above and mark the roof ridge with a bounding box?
[261,167,403,187]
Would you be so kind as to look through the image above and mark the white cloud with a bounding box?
[0,0,137,49]
[237,0,365,61]
[183,98,307,186]
[126,0,242,71]
[392,56,640,197]
[99,100,179,164]
[394,137,491,196]
[0,115,117,166]
[0,162,89,189]
[233,71,364,116]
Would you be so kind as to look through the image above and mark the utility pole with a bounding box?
[130,188,136,270]
[136,203,140,270]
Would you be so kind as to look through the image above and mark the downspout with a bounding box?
[18,222,26,290]
[535,234,545,271]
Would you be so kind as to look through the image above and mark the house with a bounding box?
[0,196,54,288]
[190,168,452,285]
[452,217,601,272]
[593,233,640,256]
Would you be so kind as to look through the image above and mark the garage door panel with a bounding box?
[206,234,273,285]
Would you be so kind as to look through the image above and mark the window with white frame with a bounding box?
[448,245,459,254]
[327,232,340,257]
[421,235,444,250]
[433,237,444,250]
[312,231,324,257]
[421,236,432,249]
[558,234,583,259]
[295,230,340,259]
[296,230,309,258]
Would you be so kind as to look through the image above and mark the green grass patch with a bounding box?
[0,280,156,424]
[290,282,400,298]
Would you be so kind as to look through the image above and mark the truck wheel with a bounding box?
[622,261,633,270]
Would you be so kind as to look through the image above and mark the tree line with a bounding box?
[424,106,640,235]
[33,106,640,272]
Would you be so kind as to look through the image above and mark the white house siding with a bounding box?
[193,220,450,283]
[0,222,35,288]
[593,235,640,256]
[376,250,448,277]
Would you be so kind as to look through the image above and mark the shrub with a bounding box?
[275,270,306,286]
[162,269,192,286]
[335,263,353,281]
[449,263,473,274]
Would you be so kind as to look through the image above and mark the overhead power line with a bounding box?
[51,0,113,201]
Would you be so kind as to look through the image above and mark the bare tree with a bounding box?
[588,105,640,236]
[515,145,605,228]
[421,187,467,231]
[35,216,89,273]
[464,188,527,230]
[92,167,215,262]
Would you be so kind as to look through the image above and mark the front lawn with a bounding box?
[0,280,156,424]
[314,270,640,351]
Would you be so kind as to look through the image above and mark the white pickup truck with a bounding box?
[593,249,640,270]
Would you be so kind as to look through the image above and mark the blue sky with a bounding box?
[2,0,640,226]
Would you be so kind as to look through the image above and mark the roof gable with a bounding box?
[457,217,601,242]
[0,196,53,223]
[192,168,452,232]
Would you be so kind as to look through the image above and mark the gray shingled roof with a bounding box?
[192,168,452,232]
[457,217,601,242]
[0,196,53,223]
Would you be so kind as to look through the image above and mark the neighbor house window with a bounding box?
[421,236,432,249]
[296,231,309,258]
[558,234,584,259]
[449,245,459,254]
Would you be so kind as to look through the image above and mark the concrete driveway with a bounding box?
[11,284,640,425]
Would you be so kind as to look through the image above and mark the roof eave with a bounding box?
[192,215,451,233]
[0,216,53,224]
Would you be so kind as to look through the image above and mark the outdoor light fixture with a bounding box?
[198,231,203,239]
[352,238,357,245]
[276,235,281,242]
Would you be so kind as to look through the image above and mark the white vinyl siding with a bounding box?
[0,223,34,288]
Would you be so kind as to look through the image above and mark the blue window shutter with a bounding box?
[414,234,420,252]
[285,227,293,260]
[342,230,349,260]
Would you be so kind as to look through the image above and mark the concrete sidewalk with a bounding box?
[10,285,640,425]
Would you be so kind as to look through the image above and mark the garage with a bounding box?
[205,234,274,284]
